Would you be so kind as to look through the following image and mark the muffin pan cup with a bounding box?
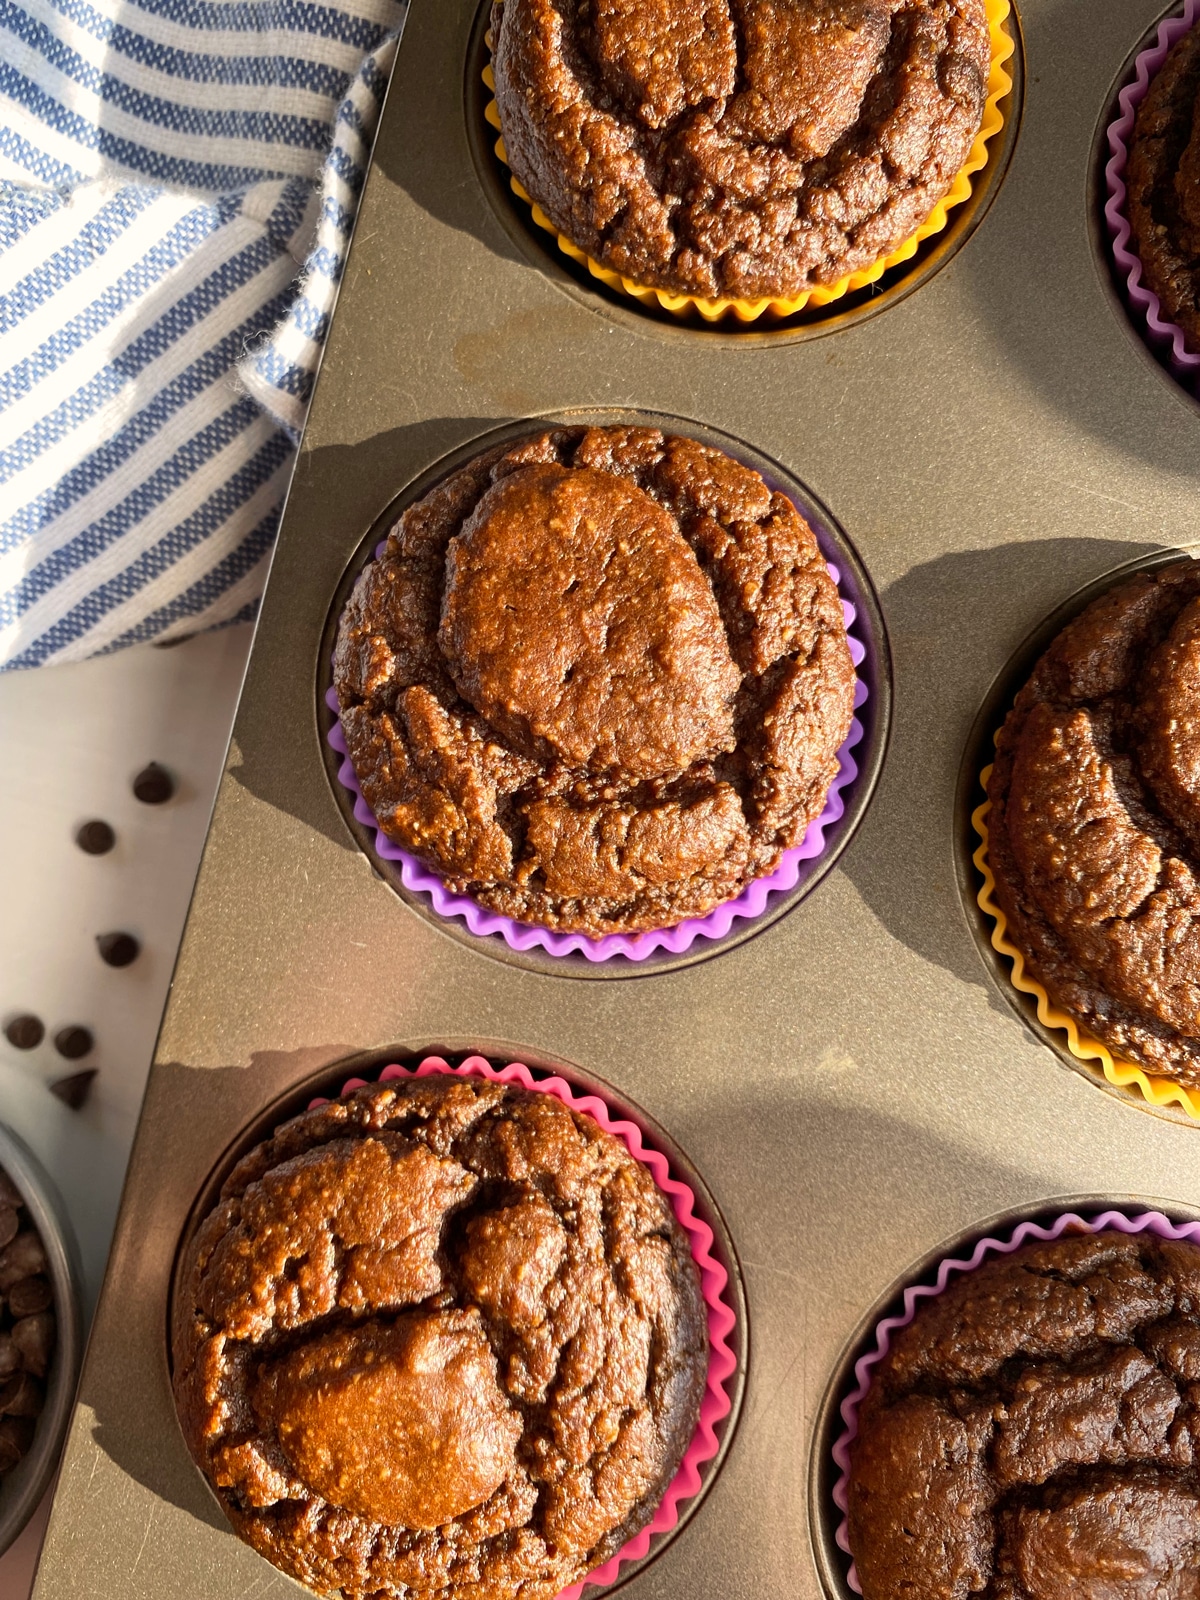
[817,1203,1200,1597]
[29,1,1200,1597]
[1103,0,1200,395]
[957,543,1200,1126]
[481,0,1017,327]
[320,426,878,969]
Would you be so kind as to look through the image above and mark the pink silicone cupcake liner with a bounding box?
[1104,0,1200,389]
[326,543,869,963]
[310,1054,739,1600]
[830,1206,1200,1595]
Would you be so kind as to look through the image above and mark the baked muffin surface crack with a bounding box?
[333,426,855,936]
[172,1077,709,1600]
[490,0,992,300]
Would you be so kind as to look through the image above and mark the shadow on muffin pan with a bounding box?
[167,1041,748,1597]
[317,410,893,979]
[462,0,1026,345]
[955,543,1200,1126]
[1089,2,1200,417]
[806,1193,1200,1600]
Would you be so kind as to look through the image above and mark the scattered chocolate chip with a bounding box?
[53,1026,93,1061]
[0,1234,46,1293]
[96,932,139,968]
[0,1209,17,1251]
[12,1315,53,1380]
[132,762,174,804]
[151,632,193,650]
[8,1279,51,1319]
[4,1015,44,1051]
[0,1415,35,1472]
[0,1372,42,1418]
[49,1070,97,1111]
[75,819,115,855]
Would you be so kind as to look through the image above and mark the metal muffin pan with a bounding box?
[29,1,1200,1596]
[317,408,892,977]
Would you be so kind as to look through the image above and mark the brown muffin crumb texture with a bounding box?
[1127,22,1200,354]
[172,1076,709,1600]
[491,0,992,301]
[986,558,1200,1086]
[333,426,855,936]
[848,1231,1200,1600]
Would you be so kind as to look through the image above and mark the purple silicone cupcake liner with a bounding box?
[829,1207,1200,1596]
[326,537,868,964]
[1104,0,1200,388]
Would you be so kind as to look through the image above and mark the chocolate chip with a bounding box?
[152,632,193,650]
[132,762,174,804]
[4,1015,44,1051]
[54,1026,93,1061]
[96,932,139,968]
[0,1415,35,1473]
[0,1234,47,1292]
[12,1315,54,1380]
[0,1372,42,1418]
[75,819,115,855]
[0,1336,18,1382]
[49,1070,97,1110]
[8,1278,51,1318]
[0,1209,18,1251]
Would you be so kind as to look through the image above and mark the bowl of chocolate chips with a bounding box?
[0,1123,82,1556]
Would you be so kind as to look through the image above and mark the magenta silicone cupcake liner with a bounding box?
[1104,0,1200,389]
[829,1206,1200,1595]
[325,544,869,963]
[310,1053,739,1600]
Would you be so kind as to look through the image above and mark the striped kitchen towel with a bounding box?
[0,0,406,670]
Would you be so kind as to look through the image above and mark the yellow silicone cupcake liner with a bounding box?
[973,761,1200,1121]
[484,0,1014,324]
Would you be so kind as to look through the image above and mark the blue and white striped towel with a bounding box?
[0,0,405,669]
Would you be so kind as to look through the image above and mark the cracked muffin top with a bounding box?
[490,0,992,302]
[985,559,1200,1086]
[332,425,856,938]
[847,1229,1200,1600]
[172,1074,709,1600]
[1127,22,1200,353]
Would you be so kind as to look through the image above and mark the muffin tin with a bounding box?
[28,2,1200,1597]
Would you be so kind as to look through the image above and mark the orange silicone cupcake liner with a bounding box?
[484,0,1014,324]
[973,758,1200,1121]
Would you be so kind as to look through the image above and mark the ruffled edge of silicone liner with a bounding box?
[971,759,1200,1119]
[326,559,868,964]
[482,0,1013,324]
[311,1054,738,1600]
[1103,0,1200,382]
[830,1206,1200,1596]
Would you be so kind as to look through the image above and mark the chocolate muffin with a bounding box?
[986,559,1200,1086]
[490,0,992,302]
[333,426,856,937]
[1127,22,1200,354]
[846,1229,1200,1600]
[172,1074,709,1600]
